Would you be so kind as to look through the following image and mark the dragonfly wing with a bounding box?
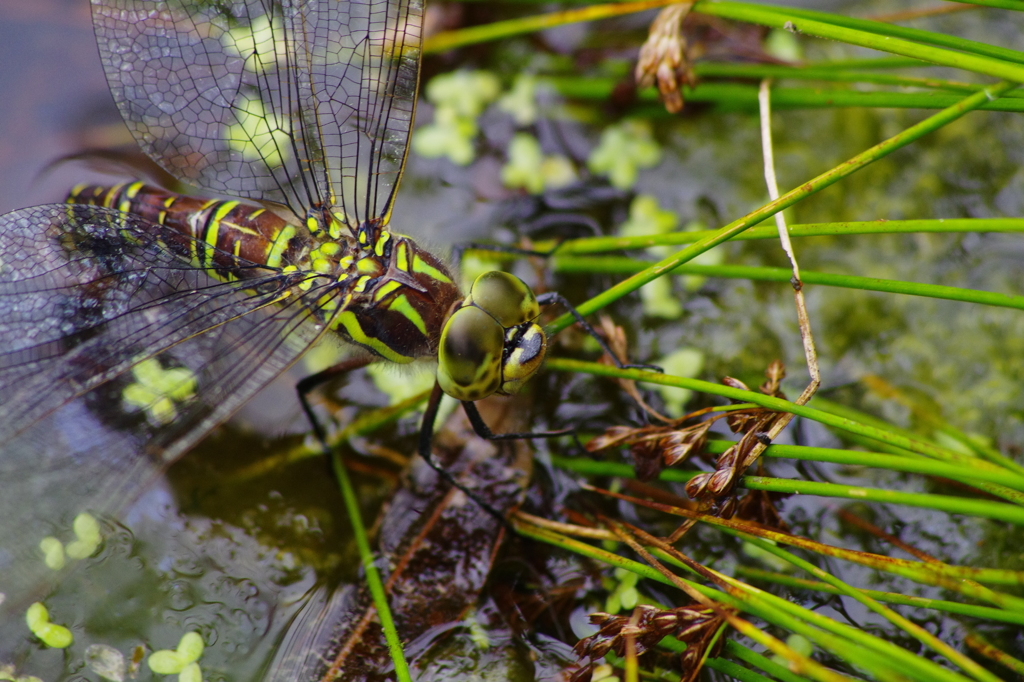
[92,0,423,226]
[0,204,327,620]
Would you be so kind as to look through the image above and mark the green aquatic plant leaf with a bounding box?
[25,603,72,649]
[501,133,577,193]
[587,120,662,190]
[498,74,539,125]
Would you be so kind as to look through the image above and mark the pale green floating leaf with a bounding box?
[605,567,641,613]
[932,430,977,455]
[680,220,725,292]
[163,367,198,401]
[147,397,177,426]
[178,662,202,682]
[411,125,473,165]
[619,585,639,610]
[123,359,197,425]
[742,540,794,574]
[177,632,205,663]
[619,194,679,241]
[41,625,74,650]
[425,70,501,118]
[591,664,620,682]
[652,347,705,417]
[222,14,287,74]
[466,613,491,650]
[765,28,803,61]
[501,133,545,194]
[148,650,186,676]
[39,536,65,570]
[73,512,100,544]
[25,602,47,631]
[771,632,815,667]
[86,643,126,682]
[620,196,683,316]
[121,382,156,410]
[458,254,504,293]
[123,380,177,424]
[225,95,292,167]
[613,567,638,586]
[66,512,101,559]
[0,669,44,682]
[497,74,538,125]
[26,602,73,648]
[539,154,577,190]
[639,276,682,319]
[587,120,662,190]
[502,133,578,194]
[412,105,478,165]
[366,362,434,405]
[785,634,814,657]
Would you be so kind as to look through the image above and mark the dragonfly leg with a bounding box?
[296,356,374,449]
[460,400,573,443]
[536,291,664,373]
[417,383,516,528]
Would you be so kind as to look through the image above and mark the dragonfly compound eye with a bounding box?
[437,305,504,401]
[467,271,540,328]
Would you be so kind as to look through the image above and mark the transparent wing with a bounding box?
[92,0,423,225]
[0,204,329,622]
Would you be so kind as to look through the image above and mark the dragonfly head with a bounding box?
[436,271,547,401]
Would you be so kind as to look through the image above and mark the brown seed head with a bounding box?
[635,4,693,113]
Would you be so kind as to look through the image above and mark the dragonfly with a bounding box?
[0,0,641,675]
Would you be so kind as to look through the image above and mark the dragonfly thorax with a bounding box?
[303,228,461,365]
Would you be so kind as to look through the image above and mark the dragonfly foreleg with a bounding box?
[417,383,515,528]
[536,291,664,373]
[296,356,375,449]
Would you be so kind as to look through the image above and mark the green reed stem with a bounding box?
[551,77,1024,111]
[543,218,1024,254]
[810,397,1024,477]
[331,451,411,682]
[694,1,1024,70]
[733,533,1000,682]
[734,568,1024,626]
[552,455,1024,525]
[723,641,812,682]
[685,84,1024,112]
[422,0,677,53]
[705,656,778,682]
[690,62,1024,94]
[744,476,1024,524]
[553,256,1024,312]
[948,0,1024,10]
[546,81,1019,336]
[704,440,1024,492]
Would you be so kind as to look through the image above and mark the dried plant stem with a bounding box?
[759,79,820,403]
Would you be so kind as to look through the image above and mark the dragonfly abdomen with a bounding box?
[67,182,307,278]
